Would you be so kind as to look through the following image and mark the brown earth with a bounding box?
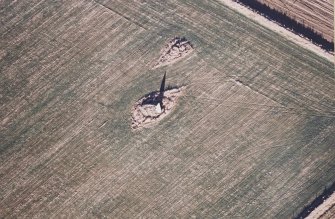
[256,0,334,43]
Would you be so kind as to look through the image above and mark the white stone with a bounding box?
[155,103,162,114]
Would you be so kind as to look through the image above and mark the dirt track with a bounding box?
[257,0,334,43]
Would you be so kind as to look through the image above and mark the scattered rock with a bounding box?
[131,87,184,130]
[153,37,193,68]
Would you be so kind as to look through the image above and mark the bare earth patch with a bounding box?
[131,87,184,130]
[153,37,193,68]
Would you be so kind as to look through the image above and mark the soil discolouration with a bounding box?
[131,87,184,130]
[153,37,193,68]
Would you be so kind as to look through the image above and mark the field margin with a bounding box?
[217,0,334,63]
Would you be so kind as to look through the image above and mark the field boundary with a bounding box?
[217,0,334,63]
[234,0,333,52]
[294,182,335,219]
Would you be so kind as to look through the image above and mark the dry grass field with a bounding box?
[255,0,334,43]
[0,0,334,218]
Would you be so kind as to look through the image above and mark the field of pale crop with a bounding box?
[0,0,334,218]
[320,205,335,219]
[256,0,334,43]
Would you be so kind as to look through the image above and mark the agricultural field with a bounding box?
[255,0,334,43]
[0,0,334,218]
[319,205,335,219]
[305,192,335,219]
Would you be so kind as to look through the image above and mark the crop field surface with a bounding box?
[255,0,334,43]
[0,0,334,218]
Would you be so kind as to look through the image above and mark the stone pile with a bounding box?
[154,37,193,68]
[131,88,184,130]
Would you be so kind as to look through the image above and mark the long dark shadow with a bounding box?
[158,72,166,108]
[294,181,335,219]
[234,0,334,52]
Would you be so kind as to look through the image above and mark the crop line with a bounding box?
[217,130,332,209]
[187,80,232,85]
[92,0,147,30]
[1,0,45,37]
[216,121,334,205]
[211,126,332,208]
[181,94,335,118]
[318,202,335,219]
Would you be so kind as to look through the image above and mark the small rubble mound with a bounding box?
[131,87,184,130]
[153,37,193,68]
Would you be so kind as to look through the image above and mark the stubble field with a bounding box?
[0,0,334,218]
[255,0,334,43]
